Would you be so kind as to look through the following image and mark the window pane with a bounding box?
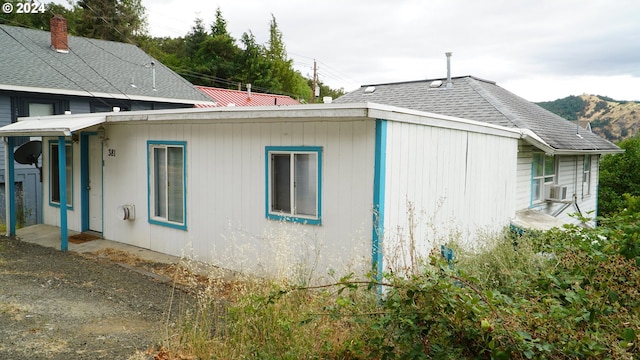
[29,103,54,117]
[544,155,555,176]
[532,179,542,201]
[167,146,184,223]
[294,153,317,216]
[533,153,543,177]
[583,155,591,172]
[50,143,72,206]
[50,145,60,203]
[271,154,291,213]
[154,147,167,218]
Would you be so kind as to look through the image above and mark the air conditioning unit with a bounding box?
[545,185,569,201]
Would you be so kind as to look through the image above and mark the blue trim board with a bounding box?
[264,146,323,225]
[80,133,89,231]
[7,137,15,236]
[58,136,68,252]
[146,140,188,230]
[372,119,387,282]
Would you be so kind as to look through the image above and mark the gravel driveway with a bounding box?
[0,235,190,359]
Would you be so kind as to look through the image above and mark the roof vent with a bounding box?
[445,52,453,89]
[364,86,376,94]
[430,80,443,88]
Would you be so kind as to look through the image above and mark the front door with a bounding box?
[81,134,103,232]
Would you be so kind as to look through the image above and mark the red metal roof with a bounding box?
[196,86,301,107]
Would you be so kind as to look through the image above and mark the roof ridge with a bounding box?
[361,75,496,88]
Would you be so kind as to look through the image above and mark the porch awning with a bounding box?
[0,115,106,137]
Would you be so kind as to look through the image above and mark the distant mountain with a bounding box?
[537,95,640,143]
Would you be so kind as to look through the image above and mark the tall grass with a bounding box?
[159,214,640,359]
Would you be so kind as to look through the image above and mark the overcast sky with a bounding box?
[142,0,640,102]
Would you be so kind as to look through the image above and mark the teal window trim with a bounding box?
[147,140,187,230]
[48,140,74,210]
[265,146,322,225]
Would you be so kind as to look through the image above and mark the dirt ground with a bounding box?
[0,235,192,359]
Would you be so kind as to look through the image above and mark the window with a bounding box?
[532,153,555,203]
[12,98,67,147]
[266,146,322,224]
[148,141,186,229]
[49,142,73,208]
[583,155,591,196]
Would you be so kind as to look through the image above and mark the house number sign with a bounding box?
[108,149,116,157]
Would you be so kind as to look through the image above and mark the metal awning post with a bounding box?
[58,136,68,251]
[4,137,16,236]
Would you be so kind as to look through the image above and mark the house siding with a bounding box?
[0,94,43,224]
[0,95,10,171]
[555,155,598,226]
[516,141,534,209]
[42,119,377,277]
[521,153,599,227]
[382,120,518,270]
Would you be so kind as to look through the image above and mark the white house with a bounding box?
[0,96,621,279]
[335,76,623,231]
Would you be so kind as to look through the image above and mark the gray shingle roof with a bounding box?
[0,24,212,105]
[335,76,619,152]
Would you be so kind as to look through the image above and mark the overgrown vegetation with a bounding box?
[159,201,640,359]
[599,135,640,215]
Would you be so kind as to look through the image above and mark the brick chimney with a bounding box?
[50,15,68,53]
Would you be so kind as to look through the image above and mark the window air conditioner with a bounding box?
[545,185,569,201]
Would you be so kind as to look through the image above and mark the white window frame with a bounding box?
[266,146,322,225]
[532,153,556,203]
[147,141,187,230]
[583,154,591,196]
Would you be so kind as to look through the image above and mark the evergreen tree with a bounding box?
[75,0,147,43]
[238,31,276,91]
[264,15,311,100]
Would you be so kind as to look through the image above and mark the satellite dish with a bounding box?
[14,140,42,182]
[14,140,42,165]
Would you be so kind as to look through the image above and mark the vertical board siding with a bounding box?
[0,95,11,171]
[383,120,518,270]
[88,119,376,278]
[555,155,598,226]
[515,141,534,210]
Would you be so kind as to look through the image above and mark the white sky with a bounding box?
[142,0,639,101]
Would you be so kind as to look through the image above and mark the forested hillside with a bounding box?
[0,0,344,103]
[538,95,640,142]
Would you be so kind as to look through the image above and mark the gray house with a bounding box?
[335,75,622,229]
[0,16,213,224]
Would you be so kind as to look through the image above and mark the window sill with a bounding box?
[49,202,73,210]
[267,213,321,225]
[149,218,187,230]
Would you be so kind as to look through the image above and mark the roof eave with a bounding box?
[0,84,215,106]
[520,129,623,155]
